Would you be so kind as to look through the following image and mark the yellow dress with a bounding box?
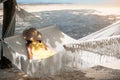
[29,41,55,60]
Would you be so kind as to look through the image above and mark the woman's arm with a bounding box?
[26,44,33,60]
[42,42,48,50]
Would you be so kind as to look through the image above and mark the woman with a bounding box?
[23,28,54,60]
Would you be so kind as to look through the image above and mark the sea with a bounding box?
[17,0,73,4]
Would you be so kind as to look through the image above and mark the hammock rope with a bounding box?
[15,6,43,33]
[64,35,120,58]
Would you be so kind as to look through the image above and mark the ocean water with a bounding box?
[17,0,72,4]
[17,0,43,4]
[16,0,109,4]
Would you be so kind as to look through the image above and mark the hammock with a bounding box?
[3,25,77,77]
[64,20,120,58]
[65,35,120,58]
[64,21,120,69]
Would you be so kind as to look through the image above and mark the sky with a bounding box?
[17,0,120,7]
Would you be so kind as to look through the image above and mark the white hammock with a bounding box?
[3,25,77,77]
[64,21,120,70]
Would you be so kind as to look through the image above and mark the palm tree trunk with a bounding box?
[2,0,17,38]
[0,0,17,69]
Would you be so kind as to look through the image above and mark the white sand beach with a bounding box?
[1,65,120,80]
[0,4,120,80]
[19,4,120,15]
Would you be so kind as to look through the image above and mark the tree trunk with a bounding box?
[2,0,16,38]
[0,0,17,69]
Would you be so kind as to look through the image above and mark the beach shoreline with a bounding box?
[18,4,88,12]
[18,4,120,15]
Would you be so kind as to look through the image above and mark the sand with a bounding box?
[1,65,120,80]
[0,4,120,80]
[18,4,120,15]
[18,4,92,12]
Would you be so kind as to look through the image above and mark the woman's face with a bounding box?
[30,37,34,41]
[38,34,42,39]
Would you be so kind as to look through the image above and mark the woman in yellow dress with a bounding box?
[23,28,54,60]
